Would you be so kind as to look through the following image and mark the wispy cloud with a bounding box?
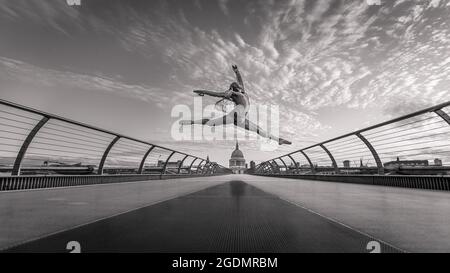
[0,57,183,108]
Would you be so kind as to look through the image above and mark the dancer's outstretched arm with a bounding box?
[232,65,244,91]
[194,90,231,98]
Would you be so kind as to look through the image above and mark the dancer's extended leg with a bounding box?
[179,118,209,125]
[179,116,227,126]
[242,119,292,145]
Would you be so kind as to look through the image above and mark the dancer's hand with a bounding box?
[232,64,238,71]
[193,90,205,96]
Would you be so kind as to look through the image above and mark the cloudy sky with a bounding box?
[0,0,449,166]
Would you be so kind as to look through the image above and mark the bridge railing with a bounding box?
[256,101,450,177]
[0,173,223,192]
[0,99,230,178]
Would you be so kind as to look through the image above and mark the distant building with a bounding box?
[384,157,429,168]
[157,160,182,168]
[343,160,350,168]
[434,158,443,166]
[246,161,256,174]
[157,160,164,167]
[250,161,256,170]
[229,141,246,174]
[359,159,368,168]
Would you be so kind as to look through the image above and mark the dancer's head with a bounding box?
[229,82,242,92]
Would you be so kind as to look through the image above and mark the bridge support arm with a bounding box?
[188,158,198,174]
[138,145,155,174]
[257,163,265,173]
[270,160,280,174]
[210,163,217,174]
[259,162,270,174]
[209,163,218,175]
[278,157,288,173]
[300,151,315,174]
[255,163,263,174]
[201,162,208,174]
[98,136,120,175]
[356,133,384,175]
[264,162,273,173]
[287,155,299,174]
[196,160,205,174]
[162,151,176,174]
[268,161,277,173]
[320,144,340,174]
[12,116,50,176]
[435,109,450,125]
[202,162,211,175]
[177,155,189,174]
[214,164,220,174]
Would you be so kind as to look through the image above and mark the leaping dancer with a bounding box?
[180,65,292,145]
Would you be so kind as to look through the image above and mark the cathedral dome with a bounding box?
[231,142,244,158]
[229,141,246,174]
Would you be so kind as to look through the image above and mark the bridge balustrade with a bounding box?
[255,101,450,191]
[0,99,231,190]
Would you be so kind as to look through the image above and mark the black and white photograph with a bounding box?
[0,0,450,267]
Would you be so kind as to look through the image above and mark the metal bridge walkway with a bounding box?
[7,180,399,253]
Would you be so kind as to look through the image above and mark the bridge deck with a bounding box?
[1,175,450,252]
[6,180,398,253]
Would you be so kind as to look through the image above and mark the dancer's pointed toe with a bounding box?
[193,90,205,96]
[279,138,292,145]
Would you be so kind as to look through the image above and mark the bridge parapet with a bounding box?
[0,173,228,192]
[253,174,450,192]
[256,101,450,179]
[0,99,230,178]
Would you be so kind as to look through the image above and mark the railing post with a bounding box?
[258,163,265,173]
[287,154,299,174]
[196,160,205,174]
[300,150,315,174]
[266,161,274,173]
[254,163,260,173]
[208,163,216,175]
[188,158,198,174]
[435,109,450,125]
[211,163,218,174]
[278,157,288,173]
[259,162,266,173]
[162,151,176,174]
[262,164,269,174]
[202,162,210,175]
[138,145,155,174]
[177,155,189,174]
[255,164,261,174]
[356,133,384,175]
[208,163,214,174]
[12,116,49,176]
[98,136,120,175]
[270,160,280,174]
[320,144,340,174]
